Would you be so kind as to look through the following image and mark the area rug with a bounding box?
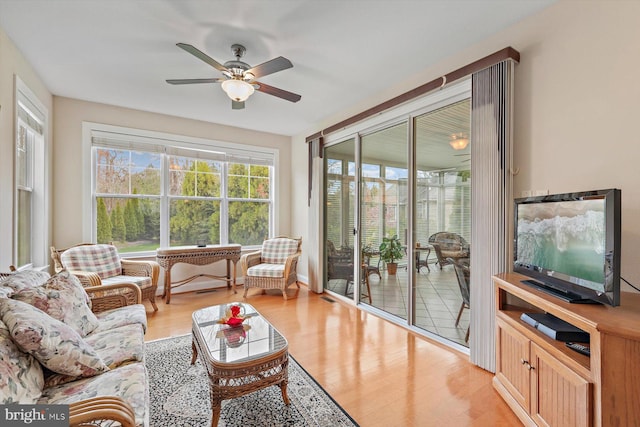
[145,334,359,427]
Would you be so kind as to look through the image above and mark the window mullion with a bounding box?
[220,162,228,245]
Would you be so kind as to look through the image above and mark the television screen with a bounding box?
[514,189,620,306]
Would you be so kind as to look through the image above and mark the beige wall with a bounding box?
[292,0,640,291]
[0,27,53,269]
[52,97,292,251]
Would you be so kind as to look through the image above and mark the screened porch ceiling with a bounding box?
[328,99,470,172]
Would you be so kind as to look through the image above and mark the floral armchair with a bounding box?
[241,236,302,300]
[50,243,160,312]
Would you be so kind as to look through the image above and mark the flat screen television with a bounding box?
[513,189,621,306]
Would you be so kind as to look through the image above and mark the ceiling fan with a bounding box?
[166,43,301,110]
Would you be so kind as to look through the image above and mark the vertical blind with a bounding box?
[470,60,514,372]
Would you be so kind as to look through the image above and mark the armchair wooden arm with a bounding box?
[283,252,301,280]
[121,259,160,282]
[84,283,142,314]
[69,396,136,427]
[69,270,103,288]
[240,251,262,274]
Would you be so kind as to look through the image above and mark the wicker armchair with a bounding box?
[448,257,470,343]
[428,232,470,270]
[241,236,302,300]
[50,243,160,312]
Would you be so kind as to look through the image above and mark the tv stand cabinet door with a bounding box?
[530,343,592,427]
[496,319,531,412]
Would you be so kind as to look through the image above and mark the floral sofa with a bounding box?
[0,269,149,427]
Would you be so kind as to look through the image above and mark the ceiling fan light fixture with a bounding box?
[221,79,255,102]
[449,134,470,150]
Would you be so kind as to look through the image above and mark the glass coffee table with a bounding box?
[191,302,289,426]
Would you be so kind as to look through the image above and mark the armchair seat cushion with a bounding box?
[101,275,152,290]
[440,249,469,259]
[247,263,285,278]
[39,362,148,427]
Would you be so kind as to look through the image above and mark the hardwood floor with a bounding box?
[144,285,521,426]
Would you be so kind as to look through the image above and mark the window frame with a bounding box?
[14,76,49,270]
[82,122,278,256]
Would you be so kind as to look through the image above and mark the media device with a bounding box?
[514,189,621,306]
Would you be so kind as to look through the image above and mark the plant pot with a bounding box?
[387,262,398,275]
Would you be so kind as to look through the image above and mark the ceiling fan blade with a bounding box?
[166,78,223,85]
[232,100,245,110]
[255,81,301,103]
[176,43,228,73]
[246,56,292,78]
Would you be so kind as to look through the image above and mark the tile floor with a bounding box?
[327,262,470,347]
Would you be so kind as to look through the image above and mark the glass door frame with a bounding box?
[322,79,472,347]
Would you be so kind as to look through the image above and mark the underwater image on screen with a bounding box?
[516,199,605,290]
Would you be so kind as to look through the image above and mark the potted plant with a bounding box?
[379,235,404,275]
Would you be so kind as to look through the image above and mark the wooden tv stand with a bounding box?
[493,272,640,427]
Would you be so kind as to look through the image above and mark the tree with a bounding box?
[111,204,126,242]
[96,198,112,243]
[228,201,268,245]
[124,200,137,241]
[226,164,270,245]
[169,160,221,245]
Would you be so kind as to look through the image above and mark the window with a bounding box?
[415,170,471,244]
[87,124,276,254]
[15,78,48,269]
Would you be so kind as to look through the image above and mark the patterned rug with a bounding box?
[145,334,359,426]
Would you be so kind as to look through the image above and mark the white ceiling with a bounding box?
[0,0,554,137]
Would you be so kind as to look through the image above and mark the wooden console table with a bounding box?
[156,244,241,304]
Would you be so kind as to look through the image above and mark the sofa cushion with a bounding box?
[0,320,44,404]
[60,244,122,279]
[12,270,100,337]
[261,238,299,264]
[85,324,145,369]
[0,270,50,298]
[39,362,148,427]
[94,304,148,333]
[44,323,145,388]
[247,263,285,278]
[0,298,109,379]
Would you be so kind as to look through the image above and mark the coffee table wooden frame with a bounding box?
[191,307,290,426]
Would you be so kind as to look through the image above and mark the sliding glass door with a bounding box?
[323,83,472,348]
[360,122,408,319]
[413,99,471,346]
[324,139,357,300]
